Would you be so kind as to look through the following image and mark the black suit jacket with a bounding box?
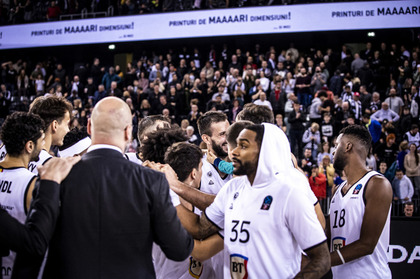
[34,148,192,279]
[0,180,60,279]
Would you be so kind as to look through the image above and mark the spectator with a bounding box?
[288,101,305,159]
[403,124,420,148]
[317,141,333,165]
[392,169,414,207]
[253,92,272,110]
[311,66,327,93]
[384,88,404,115]
[403,202,415,217]
[46,1,61,21]
[404,143,420,198]
[309,91,327,125]
[102,67,121,90]
[309,165,327,200]
[371,102,400,123]
[303,122,321,161]
[319,155,335,198]
[375,133,398,168]
[397,141,409,173]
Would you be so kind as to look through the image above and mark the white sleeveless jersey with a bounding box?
[405,131,420,148]
[0,144,6,161]
[27,150,53,175]
[200,155,232,195]
[205,175,326,278]
[329,171,391,279]
[0,166,37,279]
[124,152,143,165]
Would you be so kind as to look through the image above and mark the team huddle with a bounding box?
[0,95,392,279]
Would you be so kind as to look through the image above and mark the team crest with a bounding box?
[332,237,346,251]
[209,180,214,185]
[260,195,273,210]
[188,257,203,279]
[207,171,212,177]
[234,192,239,200]
[230,254,248,279]
[353,184,362,195]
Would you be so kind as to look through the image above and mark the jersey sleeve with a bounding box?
[285,186,326,251]
[205,182,230,230]
[169,189,180,207]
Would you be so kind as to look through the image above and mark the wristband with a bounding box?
[213,158,222,168]
[336,249,345,264]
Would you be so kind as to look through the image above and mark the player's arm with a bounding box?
[314,202,326,230]
[330,175,392,266]
[295,241,330,279]
[175,204,220,240]
[170,179,216,211]
[191,233,224,262]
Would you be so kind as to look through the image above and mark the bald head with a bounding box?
[90,97,132,149]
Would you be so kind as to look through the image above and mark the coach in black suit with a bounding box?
[14,96,193,279]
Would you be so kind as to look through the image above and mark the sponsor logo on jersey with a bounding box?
[332,237,346,251]
[353,184,362,195]
[260,195,273,210]
[188,257,203,279]
[209,180,214,185]
[207,171,212,177]
[234,192,239,200]
[230,254,248,279]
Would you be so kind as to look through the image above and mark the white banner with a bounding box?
[0,0,419,50]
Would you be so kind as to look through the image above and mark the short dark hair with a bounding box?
[244,124,264,150]
[141,127,187,163]
[59,126,89,151]
[226,120,253,146]
[197,111,227,136]
[29,96,72,130]
[164,142,203,182]
[318,91,327,98]
[339,125,372,152]
[137,115,171,142]
[236,103,274,124]
[0,112,44,157]
[396,169,404,173]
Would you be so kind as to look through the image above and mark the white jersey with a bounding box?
[0,166,37,279]
[152,185,216,279]
[125,152,143,165]
[27,149,53,175]
[0,144,6,161]
[405,131,420,148]
[205,175,326,278]
[329,171,391,279]
[200,154,232,277]
[200,155,232,195]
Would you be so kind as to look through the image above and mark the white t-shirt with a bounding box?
[124,152,143,165]
[330,171,391,278]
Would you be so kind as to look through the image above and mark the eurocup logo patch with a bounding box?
[353,184,362,195]
[230,254,248,279]
[332,237,346,251]
[260,195,273,210]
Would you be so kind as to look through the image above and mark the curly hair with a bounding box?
[0,112,44,157]
[137,115,171,143]
[29,96,72,130]
[141,127,188,163]
[339,124,372,153]
[164,142,203,182]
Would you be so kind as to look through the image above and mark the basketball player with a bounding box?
[58,127,91,157]
[328,125,392,278]
[185,123,330,278]
[27,96,72,174]
[0,112,45,278]
[125,115,171,164]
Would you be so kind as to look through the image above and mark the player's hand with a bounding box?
[38,156,81,184]
[207,150,217,165]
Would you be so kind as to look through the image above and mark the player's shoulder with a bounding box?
[365,173,393,201]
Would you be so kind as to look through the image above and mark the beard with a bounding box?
[333,151,347,172]
[30,148,41,162]
[232,158,257,177]
[211,139,228,158]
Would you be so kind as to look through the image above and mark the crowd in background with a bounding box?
[0,0,383,25]
[1,40,420,216]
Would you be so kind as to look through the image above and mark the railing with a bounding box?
[59,10,108,21]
